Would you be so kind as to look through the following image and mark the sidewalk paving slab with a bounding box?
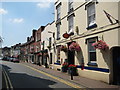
[21,62,120,89]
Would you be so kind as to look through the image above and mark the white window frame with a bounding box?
[86,3,96,27]
[56,5,61,20]
[56,24,60,40]
[68,0,73,12]
[88,38,97,63]
[68,15,74,32]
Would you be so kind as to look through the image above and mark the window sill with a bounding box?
[87,62,98,67]
[54,60,61,65]
[86,23,97,30]
[56,38,60,40]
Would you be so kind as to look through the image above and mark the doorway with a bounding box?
[67,42,75,65]
[112,47,120,85]
[50,53,52,64]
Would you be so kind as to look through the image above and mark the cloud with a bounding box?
[37,0,54,8]
[9,18,24,23]
[0,8,8,14]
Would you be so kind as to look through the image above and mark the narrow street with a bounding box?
[1,61,83,89]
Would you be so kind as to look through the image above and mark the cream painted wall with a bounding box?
[74,2,87,34]
[96,2,118,27]
[53,1,120,83]
[41,22,55,49]
[41,22,56,65]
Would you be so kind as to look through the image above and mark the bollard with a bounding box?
[70,70,73,80]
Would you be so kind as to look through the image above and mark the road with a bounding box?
[1,61,82,89]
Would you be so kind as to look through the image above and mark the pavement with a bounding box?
[21,62,120,89]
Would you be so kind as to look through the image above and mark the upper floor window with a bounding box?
[86,3,97,29]
[56,4,61,20]
[68,0,73,12]
[49,37,52,46]
[68,15,74,32]
[56,23,60,40]
[36,33,38,42]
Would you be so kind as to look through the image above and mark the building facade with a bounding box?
[53,0,120,84]
[10,43,21,59]
[2,47,11,57]
[34,26,45,65]
[41,22,55,68]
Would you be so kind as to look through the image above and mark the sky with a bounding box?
[0,0,54,47]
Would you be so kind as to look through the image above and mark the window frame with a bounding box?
[87,38,97,64]
[49,37,52,46]
[68,15,74,32]
[56,4,61,20]
[86,2,97,29]
[56,23,60,40]
[68,0,73,12]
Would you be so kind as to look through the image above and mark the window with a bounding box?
[86,3,96,27]
[56,24,60,40]
[36,34,37,42]
[68,15,74,32]
[49,37,52,46]
[88,38,96,63]
[42,41,45,50]
[56,5,61,20]
[68,0,73,12]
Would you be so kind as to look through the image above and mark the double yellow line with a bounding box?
[2,67,13,89]
[22,64,81,89]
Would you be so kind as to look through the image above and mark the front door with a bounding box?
[112,47,120,85]
[67,42,75,65]
[50,53,52,64]
[68,50,75,65]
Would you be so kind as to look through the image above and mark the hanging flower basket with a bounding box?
[69,42,81,52]
[61,62,68,72]
[68,64,78,76]
[60,45,68,52]
[92,40,109,50]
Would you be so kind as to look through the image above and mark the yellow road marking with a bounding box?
[22,64,81,88]
[2,67,13,89]
[2,70,9,89]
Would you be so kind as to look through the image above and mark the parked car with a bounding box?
[0,57,2,60]
[9,57,14,62]
[12,58,20,63]
[2,57,10,61]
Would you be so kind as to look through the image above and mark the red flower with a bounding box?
[68,64,77,68]
[62,62,68,67]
